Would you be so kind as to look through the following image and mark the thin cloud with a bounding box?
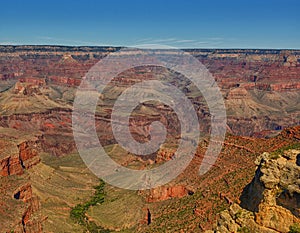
[0,41,19,45]
[0,36,231,48]
[36,36,110,46]
[193,41,210,45]
[209,37,224,41]
[135,38,154,43]
[133,37,228,48]
[151,38,178,43]
[175,39,196,43]
[135,38,177,44]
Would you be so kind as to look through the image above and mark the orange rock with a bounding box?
[147,185,188,202]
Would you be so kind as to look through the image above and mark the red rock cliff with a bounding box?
[0,133,43,233]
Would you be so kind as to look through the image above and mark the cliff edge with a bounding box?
[207,147,300,233]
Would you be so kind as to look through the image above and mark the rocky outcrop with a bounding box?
[226,87,250,99]
[283,55,298,67]
[0,132,43,233]
[154,148,176,163]
[10,183,42,233]
[0,154,24,176]
[208,149,300,233]
[0,139,40,177]
[13,80,44,96]
[270,82,300,92]
[146,185,190,202]
[20,188,42,233]
[0,140,24,176]
[0,178,43,233]
[47,75,81,86]
[18,141,40,170]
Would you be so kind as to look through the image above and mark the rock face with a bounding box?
[146,185,189,202]
[0,153,23,176]
[0,140,24,176]
[13,183,42,233]
[209,149,300,233]
[13,79,45,95]
[0,131,43,233]
[0,138,40,177]
[18,141,40,170]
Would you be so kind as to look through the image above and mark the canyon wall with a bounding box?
[0,46,299,137]
[0,131,43,233]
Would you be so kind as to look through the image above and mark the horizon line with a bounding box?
[0,44,300,51]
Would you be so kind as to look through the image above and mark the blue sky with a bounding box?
[0,0,299,48]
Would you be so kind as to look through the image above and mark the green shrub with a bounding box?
[70,204,88,224]
[89,181,105,206]
[272,143,300,156]
[237,226,251,233]
[289,223,300,233]
[70,179,109,232]
[269,153,280,159]
[234,210,242,219]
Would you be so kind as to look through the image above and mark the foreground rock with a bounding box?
[208,149,300,233]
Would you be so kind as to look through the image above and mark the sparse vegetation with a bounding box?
[70,203,87,225]
[269,143,300,159]
[269,153,281,159]
[70,179,110,232]
[237,226,251,233]
[272,143,300,156]
[289,223,300,233]
[234,210,242,219]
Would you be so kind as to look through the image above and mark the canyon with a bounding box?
[0,46,299,232]
[1,46,299,137]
